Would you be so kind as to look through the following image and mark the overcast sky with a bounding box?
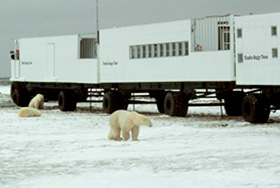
[1,0,280,78]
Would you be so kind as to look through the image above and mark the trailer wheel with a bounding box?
[164,92,188,117]
[224,91,246,116]
[150,91,167,113]
[103,91,125,114]
[10,82,30,107]
[156,98,165,114]
[58,90,77,111]
[242,94,270,123]
[155,93,167,114]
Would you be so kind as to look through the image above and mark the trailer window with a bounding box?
[237,29,242,38]
[137,46,141,58]
[178,43,182,56]
[238,54,243,63]
[272,26,277,36]
[129,41,189,60]
[154,44,158,57]
[166,43,170,57]
[272,48,278,58]
[172,43,176,56]
[148,45,152,57]
[142,45,146,58]
[80,38,97,59]
[130,46,135,59]
[218,27,230,50]
[184,42,189,56]
[160,44,164,57]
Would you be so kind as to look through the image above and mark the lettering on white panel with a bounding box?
[21,61,33,65]
[244,55,269,61]
[103,61,118,66]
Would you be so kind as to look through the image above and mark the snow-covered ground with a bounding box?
[0,85,10,95]
[1,85,280,188]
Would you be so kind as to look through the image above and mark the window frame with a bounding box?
[129,41,189,60]
[237,28,242,38]
[272,48,278,58]
[238,53,243,63]
[271,26,277,36]
[79,38,97,59]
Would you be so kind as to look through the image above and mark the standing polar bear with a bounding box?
[108,110,153,141]
[18,107,42,117]
[29,94,44,109]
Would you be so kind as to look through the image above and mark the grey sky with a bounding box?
[1,0,280,78]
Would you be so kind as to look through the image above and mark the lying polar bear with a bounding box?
[18,107,42,117]
[29,94,44,109]
[108,110,153,141]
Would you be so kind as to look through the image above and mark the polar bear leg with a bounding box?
[131,126,140,141]
[35,102,40,109]
[108,128,114,140]
[28,101,35,108]
[108,127,122,141]
[122,128,130,141]
[39,101,44,109]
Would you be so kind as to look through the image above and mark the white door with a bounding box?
[47,43,55,78]
[219,27,230,50]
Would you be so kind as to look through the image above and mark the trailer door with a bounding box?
[219,27,230,50]
[47,43,55,78]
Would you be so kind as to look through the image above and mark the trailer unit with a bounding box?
[236,12,280,86]
[11,34,99,84]
[10,12,280,123]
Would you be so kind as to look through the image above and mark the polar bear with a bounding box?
[18,107,42,117]
[29,94,44,109]
[108,110,153,141]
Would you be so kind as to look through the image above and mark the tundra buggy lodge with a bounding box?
[10,12,280,123]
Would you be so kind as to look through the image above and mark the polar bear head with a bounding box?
[132,112,153,127]
[36,94,44,102]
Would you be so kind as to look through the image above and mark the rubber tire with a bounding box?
[103,91,125,114]
[242,94,270,123]
[224,91,246,116]
[150,91,167,114]
[155,94,167,114]
[58,90,77,111]
[10,82,30,107]
[164,92,188,117]
[156,98,165,114]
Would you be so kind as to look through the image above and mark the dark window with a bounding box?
[143,45,146,58]
[137,46,141,58]
[154,44,158,57]
[178,43,182,56]
[148,45,152,58]
[272,48,278,58]
[272,26,277,36]
[166,43,170,56]
[172,43,176,56]
[237,29,242,38]
[130,46,135,59]
[160,44,164,57]
[238,53,243,63]
[80,38,97,59]
[184,42,189,56]
[130,41,189,59]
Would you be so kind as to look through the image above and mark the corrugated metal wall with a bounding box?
[191,15,233,52]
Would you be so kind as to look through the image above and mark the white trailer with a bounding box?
[234,12,280,122]
[9,13,280,123]
[11,34,99,83]
[236,12,280,85]
[99,16,235,83]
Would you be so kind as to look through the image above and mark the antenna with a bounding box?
[96,0,99,43]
